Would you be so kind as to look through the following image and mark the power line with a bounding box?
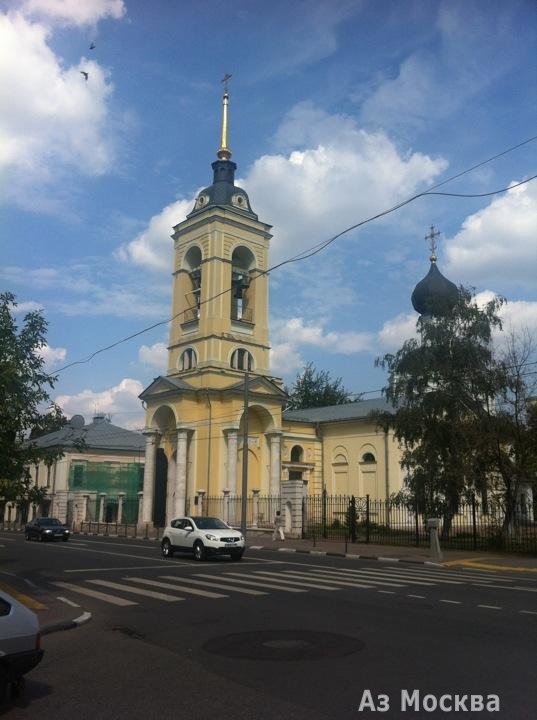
[47,133,537,377]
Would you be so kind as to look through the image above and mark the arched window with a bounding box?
[231,348,253,371]
[183,246,202,321]
[231,246,255,323]
[290,445,303,463]
[179,348,197,371]
[362,452,376,464]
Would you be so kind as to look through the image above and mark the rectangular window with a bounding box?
[73,465,85,487]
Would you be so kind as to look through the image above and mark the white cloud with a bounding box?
[37,343,66,369]
[116,198,195,272]
[56,377,144,430]
[20,0,125,27]
[12,300,44,314]
[269,342,304,377]
[121,104,447,273]
[445,182,537,290]
[377,312,418,352]
[138,342,168,371]
[0,10,119,207]
[475,291,537,342]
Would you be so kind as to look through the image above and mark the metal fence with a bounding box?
[203,495,280,529]
[302,492,537,553]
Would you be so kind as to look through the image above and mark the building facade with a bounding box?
[139,88,405,527]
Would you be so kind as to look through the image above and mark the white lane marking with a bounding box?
[350,568,462,585]
[51,543,177,564]
[65,565,179,573]
[378,590,396,595]
[277,570,401,589]
[57,596,81,608]
[23,578,37,587]
[68,542,88,546]
[378,557,399,562]
[249,545,264,550]
[439,599,461,605]
[86,579,183,602]
[124,577,227,599]
[0,537,16,542]
[73,611,92,625]
[389,567,519,583]
[304,568,432,586]
[196,573,306,593]
[52,581,137,606]
[477,604,502,610]
[0,544,5,548]
[70,538,162,551]
[159,575,266,596]
[519,610,537,615]
[473,583,537,593]
[248,571,342,590]
[407,594,426,599]
[277,548,297,553]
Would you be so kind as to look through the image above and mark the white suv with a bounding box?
[161,516,245,561]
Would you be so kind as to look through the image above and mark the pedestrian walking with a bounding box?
[272,510,285,541]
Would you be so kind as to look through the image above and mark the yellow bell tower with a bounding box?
[139,79,286,527]
[167,79,272,385]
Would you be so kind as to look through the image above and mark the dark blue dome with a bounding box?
[411,261,458,316]
[186,159,257,220]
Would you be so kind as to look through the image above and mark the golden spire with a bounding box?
[217,73,232,160]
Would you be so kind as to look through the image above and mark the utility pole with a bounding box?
[240,369,249,537]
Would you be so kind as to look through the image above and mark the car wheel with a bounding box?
[161,539,174,558]
[24,532,31,541]
[230,551,243,561]
[193,540,206,561]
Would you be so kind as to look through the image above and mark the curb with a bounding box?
[41,611,92,636]
[247,545,442,566]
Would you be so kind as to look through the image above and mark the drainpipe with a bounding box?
[315,422,324,494]
[384,429,390,500]
[205,390,212,494]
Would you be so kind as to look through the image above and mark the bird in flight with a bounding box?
[89,42,96,50]
[80,71,89,81]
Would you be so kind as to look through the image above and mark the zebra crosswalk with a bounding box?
[50,563,537,610]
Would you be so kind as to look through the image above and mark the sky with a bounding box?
[2,0,537,430]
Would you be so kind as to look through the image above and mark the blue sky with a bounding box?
[2,0,537,429]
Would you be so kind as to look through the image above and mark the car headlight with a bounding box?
[44,529,52,533]
[205,533,218,541]
[65,530,70,534]
[239,535,244,541]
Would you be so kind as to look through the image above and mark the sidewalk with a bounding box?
[246,531,537,572]
[0,572,91,635]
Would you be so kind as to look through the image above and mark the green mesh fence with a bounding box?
[68,461,144,501]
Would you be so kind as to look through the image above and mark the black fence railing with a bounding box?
[302,492,537,553]
[203,495,280,529]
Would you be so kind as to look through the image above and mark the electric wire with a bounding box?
[46,132,537,377]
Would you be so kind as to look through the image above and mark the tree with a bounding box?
[0,292,66,502]
[286,362,354,410]
[375,287,506,534]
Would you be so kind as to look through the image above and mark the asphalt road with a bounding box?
[2,532,536,719]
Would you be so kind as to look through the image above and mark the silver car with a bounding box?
[0,590,43,705]
[161,516,245,561]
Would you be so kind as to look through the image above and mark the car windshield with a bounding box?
[194,517,229,530]
[39,518,62,526]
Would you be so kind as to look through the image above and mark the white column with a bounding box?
[137,491,144,524]
[222,489,230,523]
[141,429,159,524]
[174,428,189,518]
[225,429,239,495]
[117,493,126,524]
[267,432,282,496]
[99,493,107,523]
[197,489,206,516]
[252,489,260,528]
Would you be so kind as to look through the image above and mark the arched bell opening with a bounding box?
[231,245,255,323]
[183,245,202,321]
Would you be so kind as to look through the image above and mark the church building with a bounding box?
[139,85,411,527]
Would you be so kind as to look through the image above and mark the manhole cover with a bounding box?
[203,629,364,661]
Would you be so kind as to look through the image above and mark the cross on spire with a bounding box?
[222,73,232,94]
[425,224,440,262]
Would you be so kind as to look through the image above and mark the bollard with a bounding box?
[426,518,443,560]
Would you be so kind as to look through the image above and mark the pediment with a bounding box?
[224,375,288,401]
[139,375,194,401]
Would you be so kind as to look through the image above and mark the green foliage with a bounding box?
[286,362,354,410]
[0,292,66,500]
[345,495,357,542]
[375,287,537,533]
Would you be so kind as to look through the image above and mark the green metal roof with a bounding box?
[283,397,394,424]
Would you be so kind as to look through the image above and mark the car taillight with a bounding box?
[36,632,41,651]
